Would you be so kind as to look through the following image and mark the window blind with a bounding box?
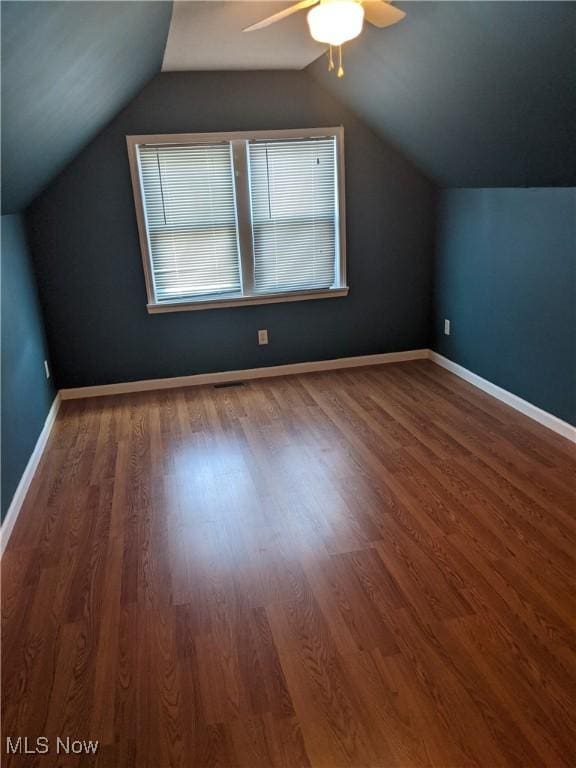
[138,143,241,301]
[248,137,338,294]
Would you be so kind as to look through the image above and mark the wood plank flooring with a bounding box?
[2,360,575,767]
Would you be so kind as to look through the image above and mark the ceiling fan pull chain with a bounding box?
[337,45,344,78]
[328,44,335,71]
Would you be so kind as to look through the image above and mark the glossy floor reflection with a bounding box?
[2,361,575,767]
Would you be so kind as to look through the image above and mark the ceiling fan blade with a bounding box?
[243,0,319,32]
[362,1,406,28]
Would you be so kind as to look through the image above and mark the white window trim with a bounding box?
[126,127,348,314]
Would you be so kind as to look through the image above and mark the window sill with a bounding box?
[147,287,349,314]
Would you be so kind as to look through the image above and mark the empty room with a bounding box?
[1,1,575,766]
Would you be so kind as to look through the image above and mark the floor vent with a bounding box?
[213,381,246,389]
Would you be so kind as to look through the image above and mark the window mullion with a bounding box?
[231,140,255,296]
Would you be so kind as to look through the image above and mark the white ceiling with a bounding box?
[162,1,327,71]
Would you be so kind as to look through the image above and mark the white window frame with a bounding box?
[126,127,348,313]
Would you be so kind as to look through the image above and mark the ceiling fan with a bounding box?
[244,0,406,77]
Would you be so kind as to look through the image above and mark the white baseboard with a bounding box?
[1,394,61,557]
[59,349,429,400]
[3,350,570,554]
[429,351,576,443]
[58,349,576,444]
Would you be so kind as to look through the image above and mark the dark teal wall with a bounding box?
[1,214,55,519]
[434,188,576,425]
[27,71,436,389]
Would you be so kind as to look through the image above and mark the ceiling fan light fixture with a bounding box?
[307,0,364,46]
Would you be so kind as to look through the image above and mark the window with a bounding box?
[138,143,241,301]
[127,128,347,312]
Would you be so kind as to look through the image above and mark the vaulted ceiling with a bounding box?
[162,1,325,71]
[1,1,172,213]
[309,1,576,187]
[2,0,574,213]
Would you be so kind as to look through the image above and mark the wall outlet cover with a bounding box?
[258,329,269,345]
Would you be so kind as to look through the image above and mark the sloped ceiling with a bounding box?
[1,1,173,213]
[308,1,576,187]
[2,0,573,209]
[162,1,325,71]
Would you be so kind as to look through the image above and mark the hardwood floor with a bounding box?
[2,360,575,767]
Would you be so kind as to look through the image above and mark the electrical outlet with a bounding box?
[44,360,50,379]
[258,329,269,346]
[444,319,451,336]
